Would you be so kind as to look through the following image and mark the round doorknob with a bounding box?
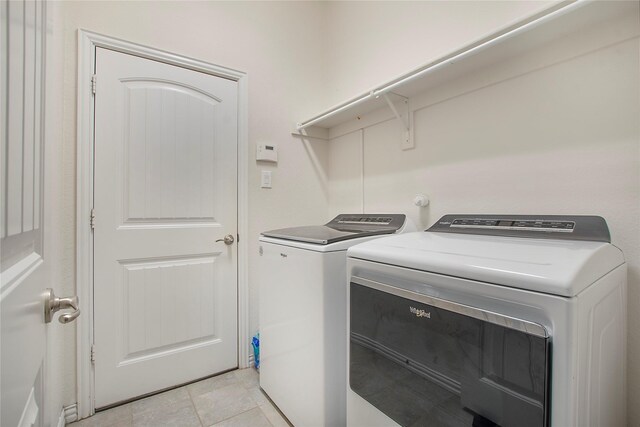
[216,234,235,245]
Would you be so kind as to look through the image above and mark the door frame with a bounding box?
[75,29,250,419]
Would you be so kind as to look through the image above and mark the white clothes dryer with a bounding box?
[347,215,626,427]
[259,214,415,427]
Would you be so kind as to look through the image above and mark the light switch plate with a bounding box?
[261,170,272,188]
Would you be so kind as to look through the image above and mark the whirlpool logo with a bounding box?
[410,306,431,318]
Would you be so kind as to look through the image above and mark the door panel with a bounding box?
[122,80,220,222]
[1,1,49,426]
[119,255,217,359]
[93,47,238,407]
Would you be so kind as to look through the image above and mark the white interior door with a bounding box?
[93,47,239,408]
[1,1,50,426]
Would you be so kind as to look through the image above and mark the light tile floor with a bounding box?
[70,369,290,427]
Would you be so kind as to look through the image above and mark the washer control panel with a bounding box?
[429,214,610,242]
[328,214,407,231]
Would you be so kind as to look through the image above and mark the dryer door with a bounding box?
[349,277,550,427]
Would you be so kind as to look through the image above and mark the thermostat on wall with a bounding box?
[257,143,278,163]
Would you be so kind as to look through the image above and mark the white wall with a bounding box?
[55,0,330,410]
[324,0,558,108]
[326,3,640,425]
[45,2,71,424]
[48,3,640,425]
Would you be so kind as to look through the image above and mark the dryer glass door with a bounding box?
[349,279,550,427]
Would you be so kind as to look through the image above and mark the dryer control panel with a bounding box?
[429,214,610,242]
[450,218,575,232]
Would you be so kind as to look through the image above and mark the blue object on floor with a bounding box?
[252,333,260,369]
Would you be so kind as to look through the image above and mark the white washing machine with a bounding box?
[347,215,626,427]
[259,214,415,427]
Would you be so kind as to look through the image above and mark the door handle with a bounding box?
[215,234,235,245]
[45,289,81,324]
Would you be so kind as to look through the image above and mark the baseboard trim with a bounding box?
[63,404,78,424]
[56,408,65,427]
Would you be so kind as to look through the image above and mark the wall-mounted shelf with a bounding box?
[295,0,635,132]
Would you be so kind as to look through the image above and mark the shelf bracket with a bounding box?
[381,93,409,131]
[381,93,414,150]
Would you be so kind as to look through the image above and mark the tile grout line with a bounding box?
[187,389,206,427]
[78,369,268,427]
[236,370,279,426]
[186,373,232,427]
[191,369,266,427]
[208,406,275,427]
[257,405,277,427]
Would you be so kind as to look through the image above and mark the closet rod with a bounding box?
[372,0,585,97]
[296,92,373,130]
[296,0,586,132]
